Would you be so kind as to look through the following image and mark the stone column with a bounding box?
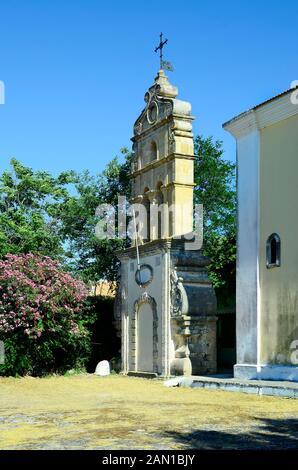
[169,244,218,376]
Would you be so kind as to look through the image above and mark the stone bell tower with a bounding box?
[116,69,217,377]
[131,69,194,240]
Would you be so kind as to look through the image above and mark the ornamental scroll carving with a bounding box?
[168,126,175,153]
[170,269,188,318]
[133,85,173,136]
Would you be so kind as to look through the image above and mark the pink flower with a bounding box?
[0,253,88,338]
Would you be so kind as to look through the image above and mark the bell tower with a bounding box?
[131,69,194,241]
[116,67,217,378]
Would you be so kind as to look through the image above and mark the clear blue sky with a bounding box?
[0,0,297,175]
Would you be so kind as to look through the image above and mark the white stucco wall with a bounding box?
[236,130,260,366]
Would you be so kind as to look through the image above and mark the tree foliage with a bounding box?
[194,135,236,307]
[0,138,236,305]
[55,148,132,282]
[0,158,73,259]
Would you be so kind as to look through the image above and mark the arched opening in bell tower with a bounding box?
[150,141,158,161]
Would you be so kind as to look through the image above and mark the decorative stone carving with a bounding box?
[168,126,176,153]
[135,264,154,287]
[170,269,187,318]
[164,101,172,119]
[134,122,142,135]
[146,100,159,124]
[133,70,178,137]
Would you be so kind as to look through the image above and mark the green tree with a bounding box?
[56,138,236,304]
[194,135,236,308]
[0,159,73,259]
[56,148,132,282]
[0,139,236,307]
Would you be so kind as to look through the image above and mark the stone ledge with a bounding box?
[234,364,298,382]
[127,371,158,379]
[164,375,298,398]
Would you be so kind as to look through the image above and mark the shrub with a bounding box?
[0,253,93,376]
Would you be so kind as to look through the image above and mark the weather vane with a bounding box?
[154,33,173,72]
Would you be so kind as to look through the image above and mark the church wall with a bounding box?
[259,113,298,366]
[170,185,193,236]
[174,158,194,184]
[174,136,194,156]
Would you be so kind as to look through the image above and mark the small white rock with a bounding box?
[164,378,181,387]
[95,360,110,376]
[164,377,194,387]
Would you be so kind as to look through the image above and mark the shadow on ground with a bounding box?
[164,418,298,449]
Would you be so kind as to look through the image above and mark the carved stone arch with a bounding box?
[133,293,158,373]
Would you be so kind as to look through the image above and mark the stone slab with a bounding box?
[127,371,158,379]
[166,375,298,398]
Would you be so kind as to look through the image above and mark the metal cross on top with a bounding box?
[154,33,173,72]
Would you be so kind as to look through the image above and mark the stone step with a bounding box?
[127,371,158,379]
[164,375,298,398]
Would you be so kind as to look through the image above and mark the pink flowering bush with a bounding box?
[0,254,94,376]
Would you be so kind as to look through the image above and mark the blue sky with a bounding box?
[0,0,297,175]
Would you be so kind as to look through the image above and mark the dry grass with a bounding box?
[0,374,298,449]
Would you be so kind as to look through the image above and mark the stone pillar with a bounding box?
[189,316,217,374]
[169,245,217,376]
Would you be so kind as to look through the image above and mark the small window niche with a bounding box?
[266,233,281,269]
[150,141,158,162]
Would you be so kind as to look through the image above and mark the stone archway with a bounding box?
[133,293,158,373]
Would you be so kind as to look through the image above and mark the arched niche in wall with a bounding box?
[266,233,281,268]
[149,141,158,162]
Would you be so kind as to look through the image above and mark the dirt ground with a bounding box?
[0,374,298,450]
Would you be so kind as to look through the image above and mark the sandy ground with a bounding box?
[0,374,298,450]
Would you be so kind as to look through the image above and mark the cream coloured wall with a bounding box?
[259,113,298,365]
